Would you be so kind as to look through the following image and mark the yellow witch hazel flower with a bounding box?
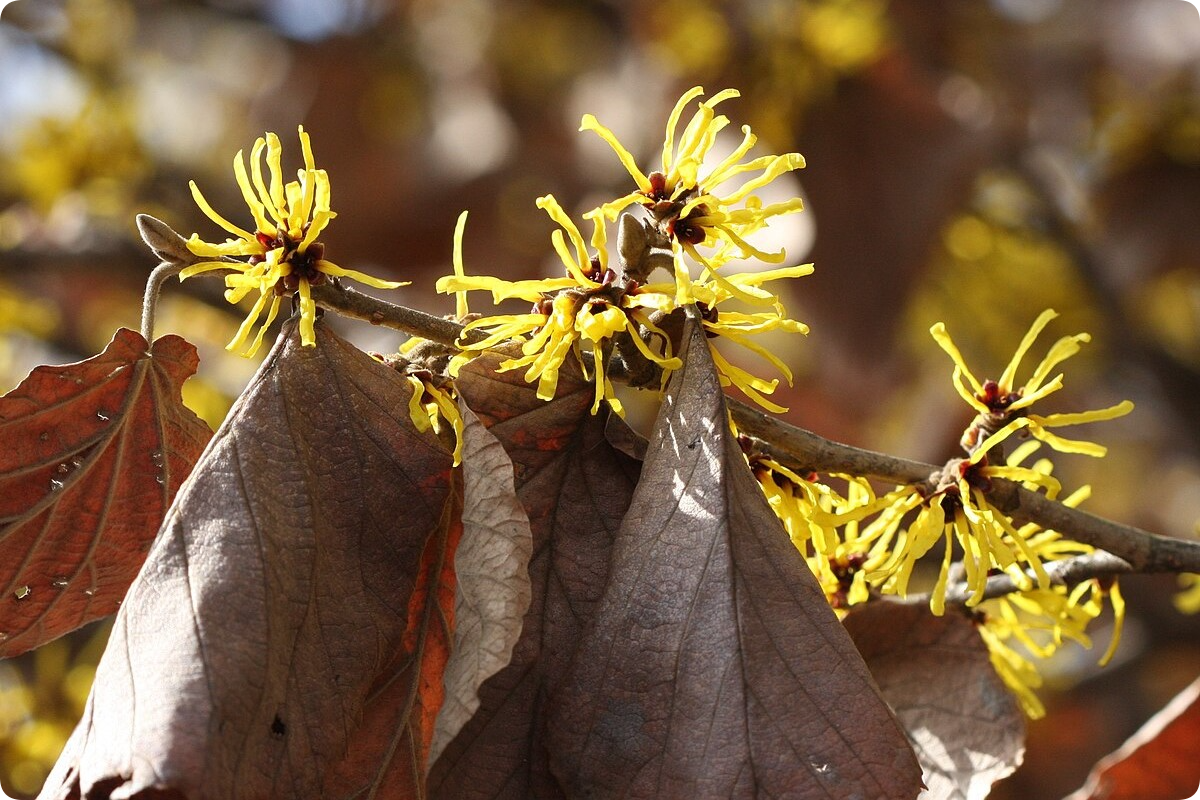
[840,435,1065,614]
[689,262,812,412]
[582,86,806,272]
[755,459,887,615]
[582,86,813,411]
[181,126,407,357]
[436,196,681,415]
[932,309,1134,458]
[405,372,465,467]
[976,576,1125,719]
[829,437,1127,718]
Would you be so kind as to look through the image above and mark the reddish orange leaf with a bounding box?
[324,475,463,798]
[0,328,211,659]
[41,322,459,800]
[1067,676,1200,800]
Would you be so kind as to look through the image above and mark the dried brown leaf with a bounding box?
[844,601,1025,800]
[428,353,641,800]
[428,401,534,766]
[40,321,458,800]
[1066,675,1200,800]
[546,311,923,799]
[0,328,211,658]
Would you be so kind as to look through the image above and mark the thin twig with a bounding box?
[136,214,237,342]
[140,262,183,343]
[921,551,1133,607]
[728,398,937,486]
[308,282,483,347]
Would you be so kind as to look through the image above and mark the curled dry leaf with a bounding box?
[428,401,534,766]
[0,328,211,659]
[546,311,923,799]
[40,321,458,800]
[843,601,1025,800]
[429,351,641,800]
[1066,675,1200,800]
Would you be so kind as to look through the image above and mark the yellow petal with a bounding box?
[930,322,983,394]
[452,210,470,319]
[537,195,593,282]
[1026,332,1090,394]
[999,309,1057,391]
[703,124,758,188]
[298,277,316,347]
[265,131,286,213]
[663,86,706,175]
[242,294,282,359]
[622,315,681,369]
[431,388,465,466]
[180,259,246,281]
[1028,424,1109,457]
[406,376,433,434]
[189,181,255,242]
[299,125,316,173]
[226,290,271,356]
[248,137,280,225]
[232,149,273,235]
[316,260,409,290]
[1007,374,1065,410]
[726,263,816,287]
[1098,581,1124,666]
[579,113,652,192]
[710,346,786,412]
[968,417,1032,463]
[1035,400,1134,428]
[719,153,806,205]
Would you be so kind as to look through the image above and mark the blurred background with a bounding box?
[2,0,1200,796]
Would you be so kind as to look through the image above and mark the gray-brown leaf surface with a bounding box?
[428,352,641,800]
[844,601,1025,800]
[40,321,457,800]
[546,311,924,799]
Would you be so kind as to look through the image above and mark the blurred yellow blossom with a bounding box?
[181,127,407,357]
[1176,573,1200,614]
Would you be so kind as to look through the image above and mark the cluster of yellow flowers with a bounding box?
[751,311,1133,717]
[182,93,1144,721]
[182,127,408,358]
[185,89,811,447]
[439,86,811,414]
